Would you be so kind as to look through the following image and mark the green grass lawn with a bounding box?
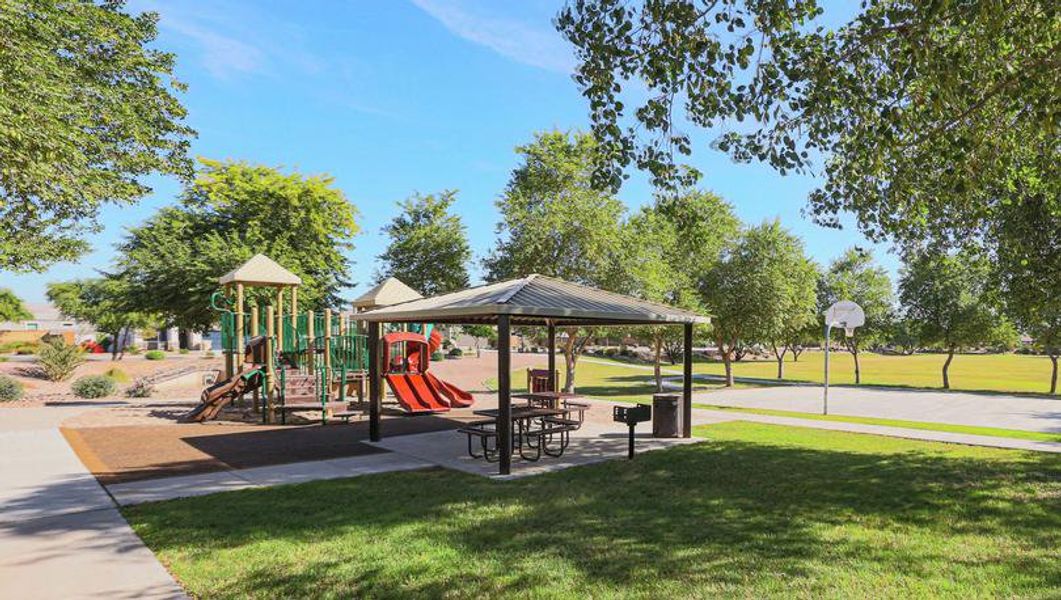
[483,359,753,404]
[692,351,1058,395]
[694,403,1061,443]
[126,423,1061,598]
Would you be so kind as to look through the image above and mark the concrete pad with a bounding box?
[696,408,1061,453]
[693,385,1061,433]
[367,420,702,480]
[107,453,436,506]
[0,429,114,523]
[0,507,186,599]
[107,470,257,506]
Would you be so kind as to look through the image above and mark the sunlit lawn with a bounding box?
[691,351,1057,395]
[126,422,1061,598]
[483,359,754,404]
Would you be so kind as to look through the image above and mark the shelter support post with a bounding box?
[265,305,275,424]
[276,288,284,353]
[368,321,381,442]
[547,322,556,392]
[683,323,693,438]
[498,315,512,475]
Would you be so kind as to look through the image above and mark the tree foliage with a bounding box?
[47,278,156,360]
[116,159,359,331]
[484,131,626,392]
[992,194,1061,393]
[376,191,471,297]
[0,289,31,322]
[0,0,194,271]
[557,0,1059,249]
[818,248,894,384]
[899,251,1013,389]
[701,220,814,385]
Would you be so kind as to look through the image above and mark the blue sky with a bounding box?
[5,0,895,304]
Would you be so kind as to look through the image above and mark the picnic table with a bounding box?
[459,402,587,462]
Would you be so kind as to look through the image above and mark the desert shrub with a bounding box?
[431,350,445,362]
[103,367,130,383]
[203,351,216,359]
[71,375,117,398]
[37,341,85,381]
[0,375,23,402]
[447,347,463,358]
[144,350,165,360]
[125,345,141,355]
[125,378,155,398]
[0,341,37,354]
[179,348,190,354]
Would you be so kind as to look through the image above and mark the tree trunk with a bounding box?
[1049,354,1058,395]
[563,334,578,393]
[717,336,734,387]
[110,329,121,361]
[942,347,955,389]
[653,336,663,393]
[117,326,129,361]
[791,345,803,362]
[772,343,786,379]
[475,339,481,359]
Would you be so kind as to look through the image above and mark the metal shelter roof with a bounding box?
[218,254,302,287]
[356,274,710,326]
[352,277,423,309]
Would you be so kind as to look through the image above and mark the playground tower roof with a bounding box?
[218,254,302,287]
[352,277,423,310]
[356,274,709,326]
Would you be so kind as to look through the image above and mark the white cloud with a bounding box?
[411,0,575,74]
[162,15,265,79]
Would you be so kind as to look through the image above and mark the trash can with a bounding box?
[652,393,681,438]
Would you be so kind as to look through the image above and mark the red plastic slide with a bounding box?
[424,372,474,408]
[384,373,450,413]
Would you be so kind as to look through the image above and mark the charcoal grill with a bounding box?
[613,404,652,459]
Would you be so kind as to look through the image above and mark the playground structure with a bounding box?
[187,255,472,423]
[382,328,474,413]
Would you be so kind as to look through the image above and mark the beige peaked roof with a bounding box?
[352,277,423,309]
[357,274,710,326]
[218,254,302,286]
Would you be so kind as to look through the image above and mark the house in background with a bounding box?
[0,302,94,345]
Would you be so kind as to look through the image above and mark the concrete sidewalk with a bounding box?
[0,408,186,599]
[106,452,433,506]
[689,407,1061,453]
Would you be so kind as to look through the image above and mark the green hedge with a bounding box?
[0,375,23,402]
[144,350,166,360]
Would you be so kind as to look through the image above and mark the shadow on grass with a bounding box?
[125,426,1061,597]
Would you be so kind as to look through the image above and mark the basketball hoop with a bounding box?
[823,301,865,415]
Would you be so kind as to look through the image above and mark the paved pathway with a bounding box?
[106,453,433,506]
[689,407,1061,453]
[0,407,186,599]
[690,385,1061,433]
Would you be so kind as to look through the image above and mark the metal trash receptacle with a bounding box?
[652,393,681,438]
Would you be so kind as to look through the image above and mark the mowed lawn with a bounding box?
[693,351,1058,395]
[484,359,751,404]
[126,423,1061,598]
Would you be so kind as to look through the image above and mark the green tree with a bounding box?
[0,0,193,271]
[993,195,1061,394]
[116,159,359,331]
[0,289,31,322]
[763,256,819,379]
[702,221,811,386]
[556,1,1057,252]
[462,324,497,359]
[377,191,471,297]
[483,131,626,392]
[621,190,738,390]
[46,278,156,360]
[818,248,895,384]
[899,251,1013,389]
